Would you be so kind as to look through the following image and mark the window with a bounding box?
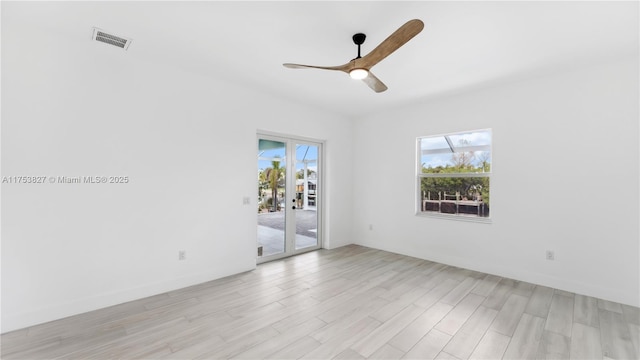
[417,129,492,220]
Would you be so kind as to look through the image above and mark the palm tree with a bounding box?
[264,159,284,212]
[257,169,268,210]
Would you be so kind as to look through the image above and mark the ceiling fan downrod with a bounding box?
[352,33,366,59]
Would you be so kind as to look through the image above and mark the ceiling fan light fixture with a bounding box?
[349,68,368,80]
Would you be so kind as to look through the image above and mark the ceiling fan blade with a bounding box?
[362,71,388,93]
[359,19,424,69]
[283,63,350,72]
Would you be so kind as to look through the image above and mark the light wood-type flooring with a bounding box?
[2,245,639,359]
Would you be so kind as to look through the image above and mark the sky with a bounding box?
[258,142,318,173]
[420,129,492,169]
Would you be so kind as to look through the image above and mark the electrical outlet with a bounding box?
[179,250,186,260]
[242,196,250,205]
[546,250,555,261]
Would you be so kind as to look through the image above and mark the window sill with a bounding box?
[415,211,492,224]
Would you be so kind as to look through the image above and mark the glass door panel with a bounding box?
[294,143,318,250]
[257,139,286,258]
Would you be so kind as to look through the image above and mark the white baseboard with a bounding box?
[1,265,255,334]
[355,240,639,308]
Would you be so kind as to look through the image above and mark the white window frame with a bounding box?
[416,129,492,223]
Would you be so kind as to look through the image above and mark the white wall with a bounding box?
[352,56,639,307]
[3,3,637,335]
[1,16,353,332]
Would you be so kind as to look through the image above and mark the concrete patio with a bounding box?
[257,210,318,257]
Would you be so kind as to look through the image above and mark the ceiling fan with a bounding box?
[283,19,424,93]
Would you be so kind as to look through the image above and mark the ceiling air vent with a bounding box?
[91,28,132,50]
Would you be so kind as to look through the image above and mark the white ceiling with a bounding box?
[4,1,638,117]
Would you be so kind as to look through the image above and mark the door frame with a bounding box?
[256,131,324,264]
